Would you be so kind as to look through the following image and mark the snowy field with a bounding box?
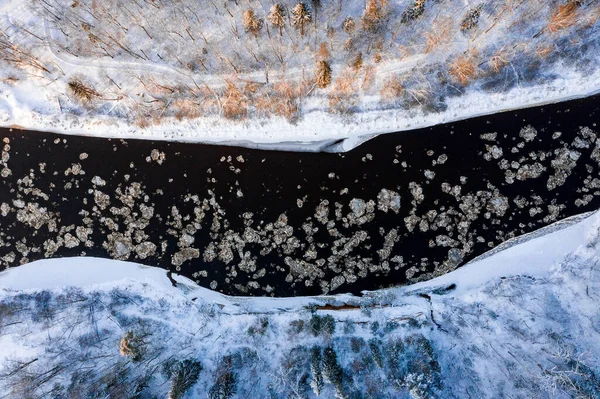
[0,0,599,150]
[1,209,599,397]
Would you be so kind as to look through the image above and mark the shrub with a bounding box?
[209,355,237,399]
[289,319,305,335]
[380,74,403,101]
[255,80,301,122]
[369,339,384,368]
[317,42,330,60]
[322,346,343,388]
[329,68,357,114]
[248,317,269,336]
[424,17,453,53]
[32,291,54,324]
[350,52,363,71]
[448,52,478,86]
[460,4,483,32]
[370,321,380,335]
[222,81,248,120]
[343,16,355,34]
[350,337,365,353]
[309,314,336,336]
[362,0,383,31]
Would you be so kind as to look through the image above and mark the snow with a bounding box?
[0,257,173,291]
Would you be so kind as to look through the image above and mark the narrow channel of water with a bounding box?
[0,95,599,296]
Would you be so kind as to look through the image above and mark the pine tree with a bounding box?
[351,52,363,70]
[401,0,426,23]
[362,0,383,31]
[310,346,323,395]
[291,2,312,36]
[343,16,355,34]
[268,4,286,36]
[119,331,145,362]
[322,346,343,390]
[242,9,263,37]
[314,60,332,88]
[208,355,237,399]
[168,359,203,399]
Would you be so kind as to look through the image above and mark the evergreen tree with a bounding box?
[314,60,332,88]
[168,359,203,399]
[291,2,312,36]
[119,331,146,362]
[242,9,263,37]
[268,4,286,36]
[310,346,324,395]
[322,346,343,388]
[343,16,355,34]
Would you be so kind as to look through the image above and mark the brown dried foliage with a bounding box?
[343,16,356,34]
[268,4,286,35]
[329,69,357,113]
[380,75,403,101]
[317,42,330,61]
[424,18,453,53]
[222,81,248,120]
[488,51,508,74]
[536,45,554,59]
[291,2,312,36]
[256,80,301,122]
[361,65,376,91]
[351,52,363,71]
[119,331,143,361]
[448,53,478,86]
[588,5,600,27]
[172,98,202,121]
[548,2,579,33]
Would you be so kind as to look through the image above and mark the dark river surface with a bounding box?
[0,95,599,296]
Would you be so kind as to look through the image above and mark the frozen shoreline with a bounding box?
[2,209,597,305]
[2,63,600,152]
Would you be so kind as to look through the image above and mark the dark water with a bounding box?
[0,96,599,296]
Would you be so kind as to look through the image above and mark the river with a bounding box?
[0,95,599,296]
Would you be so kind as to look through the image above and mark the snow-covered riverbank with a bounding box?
[1,0,599,151]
